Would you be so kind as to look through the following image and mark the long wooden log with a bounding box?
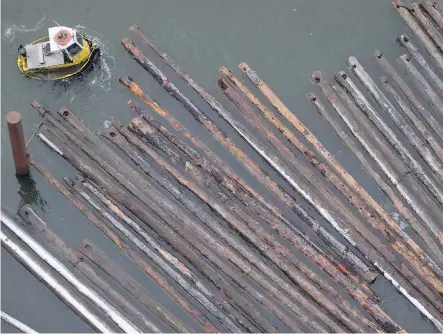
[393,0,443,71]
[397,34,443,93]
[18,206,159,333]
[69,177,274,334]
[313,71,443,321]
[117,122,403,332]
[29,157,221,333]
[398,54,443,115]
[126,98,376,284]
[1,209,139,333]
[410,2,443,53]
[348,56,443,202]
[422,1,443,30]
[373,50,443,143]
[39,125,312,333]
[103,126,348,333]
[310,89,443,267]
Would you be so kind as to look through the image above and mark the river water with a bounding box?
[1,0,438,332]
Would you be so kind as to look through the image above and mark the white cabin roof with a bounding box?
[48,26,76,52]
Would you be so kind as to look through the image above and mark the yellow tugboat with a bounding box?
[17,26,100,80]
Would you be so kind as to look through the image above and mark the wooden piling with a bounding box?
[7,111,30,176]
[410,3,443,53]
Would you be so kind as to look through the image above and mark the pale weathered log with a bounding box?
[422,1,443,30]
[410,3,443,53]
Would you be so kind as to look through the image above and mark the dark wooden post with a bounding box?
[7,111,29,175]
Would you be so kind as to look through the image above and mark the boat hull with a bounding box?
[17,38,100,81]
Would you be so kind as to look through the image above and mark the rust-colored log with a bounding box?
[7,111,30,175]
[19,206,159,333]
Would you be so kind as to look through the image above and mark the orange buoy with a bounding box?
[54,29,72,46]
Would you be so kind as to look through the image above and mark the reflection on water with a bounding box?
[17,174,48,213]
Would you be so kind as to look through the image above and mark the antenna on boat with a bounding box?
[52,20,61,27]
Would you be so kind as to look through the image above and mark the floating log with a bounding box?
[422,1,443,30]
[103,125,345,333]
[410,3,443,53]
[30,156,220,333]
[19,206,158,333]
[373,50,443,143]
[313,71,443,322]
[117,121,402,332]
[348,56,443,204]
[393,0,443,71]
[1,211,137,332]
[398,54,443,115]
[126,96,376,285]
[0,310,38,334]
[397,34,443,93]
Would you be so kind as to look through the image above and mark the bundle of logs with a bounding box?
[3,0,443,332]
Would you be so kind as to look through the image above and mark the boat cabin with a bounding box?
[23,26,86,70]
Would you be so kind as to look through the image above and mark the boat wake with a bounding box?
[3,16,46,43]
[75,25,116,92]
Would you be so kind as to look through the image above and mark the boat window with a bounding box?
[66,42,82,58]
[76,33,84,46]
